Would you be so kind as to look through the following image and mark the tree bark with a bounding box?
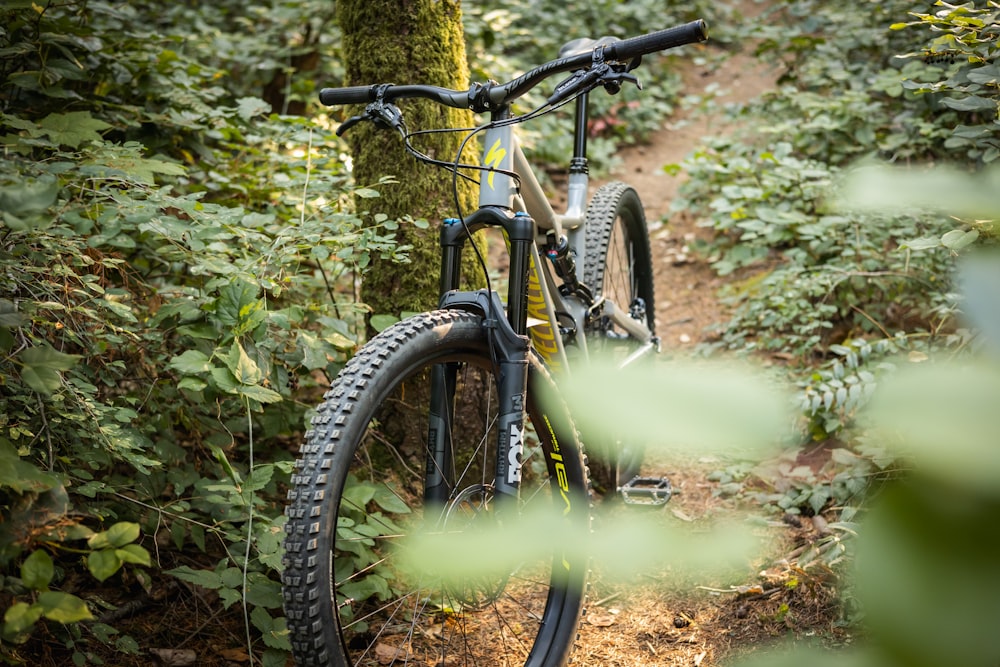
[337,0,478,319]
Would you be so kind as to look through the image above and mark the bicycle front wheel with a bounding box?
[582,181,657,492]
[283,309,589,667]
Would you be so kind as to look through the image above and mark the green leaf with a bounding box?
[37,111,111,148]
[99,298,137,322]
[253,608,292,651]
[373,485,411,514]
[226,341,261,385]
[115,544,151,567]
[236,97,271,121]
[177,377,208,391]
[3,601,43,637]
[169,350,213,374]
[219,566,243,590]
[941,95,997,112]
[0,176,60,231]
[115,635,140,654]
[18,345,81,395]
[216,280,266,334]
[87,549,122,582]
[21,550,54,591]
[902,236,942,251]
[262,648,290,667]
[88,521,140,550]
[245,464,275,492]
[297,331,331,370]
[325,331,356,351]
[167,566,223,590]
[243,573,284,608]
[0,299,22,328]
[941,229,979,251]
[369,314,399,332]
[0,440,59,493]
[37,591,93,623]
[211,366,240,392]
[966,64,1000,86]
[236,383,283,404]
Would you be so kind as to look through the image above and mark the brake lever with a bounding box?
[600,69,642,95]
[336,114,366,137]
[548,65,608,106]
[335,101,405,137]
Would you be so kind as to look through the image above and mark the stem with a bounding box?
[242,395,255,667]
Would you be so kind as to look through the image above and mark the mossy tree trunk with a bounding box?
[337,0,478,320]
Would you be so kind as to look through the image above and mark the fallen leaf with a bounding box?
[148,648,197,666]
[375,642,411,665]
[671,508,695,522]
[586,611,617,627]
[217,648,250,662]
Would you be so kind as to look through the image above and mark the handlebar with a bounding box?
[606,20,708,61]
[318,19,708,112]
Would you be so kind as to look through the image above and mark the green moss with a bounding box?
[338,0,480,317]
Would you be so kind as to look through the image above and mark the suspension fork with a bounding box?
[424,207,535,510]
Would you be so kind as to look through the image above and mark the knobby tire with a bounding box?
[283,309,589,667]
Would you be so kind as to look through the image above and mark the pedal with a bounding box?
[618,476,672,507]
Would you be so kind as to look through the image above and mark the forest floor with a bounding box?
[570,17,849,667]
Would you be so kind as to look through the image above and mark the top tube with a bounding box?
[318,20,708,112]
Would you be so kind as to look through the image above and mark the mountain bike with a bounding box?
[282,19,708,667]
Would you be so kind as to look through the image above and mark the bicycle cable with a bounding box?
[391,90,582,369]
[396,95,577,352]
[446,96,581,368]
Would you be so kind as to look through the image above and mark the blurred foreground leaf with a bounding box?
[865,360,1000,491]
[856,481,1000,667]
[550,359,792,459]
[842,163,1000,221]
[399,504,759,586]
[958,251,1000,355]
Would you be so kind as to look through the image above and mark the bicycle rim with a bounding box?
[283,309,588,667]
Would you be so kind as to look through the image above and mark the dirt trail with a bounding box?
[607,41,780,353]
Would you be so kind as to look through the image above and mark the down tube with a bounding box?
[525,244,570,374]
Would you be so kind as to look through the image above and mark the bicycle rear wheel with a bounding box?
[283,309,589,667]
[581,181,657,493]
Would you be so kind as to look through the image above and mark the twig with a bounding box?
[592,591,622,607]
[850,305,892,340]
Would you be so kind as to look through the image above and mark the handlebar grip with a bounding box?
[319,85,378,106]
[607,19,708,60]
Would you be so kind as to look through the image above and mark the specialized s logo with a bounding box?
[484,138,507,189]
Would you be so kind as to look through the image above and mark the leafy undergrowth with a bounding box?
[651,0,1000,664]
